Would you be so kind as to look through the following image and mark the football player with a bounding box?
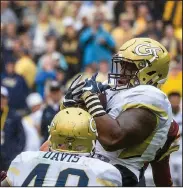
[39,119,180,186]
[1,108,122,186]
[61,38,180,186]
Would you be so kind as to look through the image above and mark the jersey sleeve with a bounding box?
[122,85,172,124]
[154,119,180,161]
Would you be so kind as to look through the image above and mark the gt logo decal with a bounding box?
[134,43,162,58]
[89,118,98,136]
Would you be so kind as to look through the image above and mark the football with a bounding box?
[98,92,107,110]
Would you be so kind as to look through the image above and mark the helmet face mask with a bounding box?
[108,55,140,90]
[108,38,170,90]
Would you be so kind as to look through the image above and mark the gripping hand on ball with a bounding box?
[82,73,111,95]
[81,73,110,117]
[62,75,85,108]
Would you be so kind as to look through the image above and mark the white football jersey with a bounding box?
[6,151,122,186]
[96,85,173,179]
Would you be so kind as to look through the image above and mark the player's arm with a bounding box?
[150,155,173,186]
[149,119,180,186]
[40,140,50,151]
[80,74,157,151]
[94,108,157,151]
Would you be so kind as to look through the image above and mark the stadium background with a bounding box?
[1,1,182,186]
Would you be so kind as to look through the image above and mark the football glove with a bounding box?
[82,72,111,94]
[81,73,110,117]
[63,75,85,108]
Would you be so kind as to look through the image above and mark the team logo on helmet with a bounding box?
[89,118,98,136]
[134,43,162,58]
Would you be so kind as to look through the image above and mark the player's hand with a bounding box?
[80,73,109,117]
[63,75,85,107]
[0,171,7,182]
[82,73,111,95]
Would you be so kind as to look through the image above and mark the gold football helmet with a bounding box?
[108,38,170,90]
[48,107,97,154]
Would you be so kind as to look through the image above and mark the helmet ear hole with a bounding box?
[147,71,156,76]
[143,78,146,81]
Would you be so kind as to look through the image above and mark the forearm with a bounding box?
[82,91,123,150]
[151,155,173,186]
[40,140,50,151]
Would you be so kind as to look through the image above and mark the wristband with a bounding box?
[82,91,106,117]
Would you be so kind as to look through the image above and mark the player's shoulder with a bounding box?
[128,85,166,98]
[124,85,169,105]
[12,151,44,163]
[80,156,120,172]
[122,85,171,116]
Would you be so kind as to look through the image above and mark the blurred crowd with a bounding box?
[1,1,182,186]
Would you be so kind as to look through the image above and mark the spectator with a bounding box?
[0,86,25,171]
[168,92,182,128]
[161,24,179,60]
[136,18,160,40]
[32,9,54,57]
[161,61,182,96]
[155,20,164,39]
[133,3,151,36]
[90,1,113,22]
[59,17,81,80]
[150,0,166,20]
[14,45,37,89]
[1,61,29,115]
[55,66,66,86]
[65,1,84,22]
[22,93,43,151]
[112,13,134,50]
[41,81,63,143]
[35,55,56,98]
[113,1,135,26]
[37,34,68,72]
[10,1,25,21]
[78,15,90,36]
[79,13,115,68]
[40,1,56,15]
[1,23,18,69]
[65,63,97,90]
[50,4,66,36]
[18,27,34,57]
[22,1,41,28]
[1,1,18,25]
[97,60,109,83]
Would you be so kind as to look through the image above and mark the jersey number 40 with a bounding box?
[22,163,89,186]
